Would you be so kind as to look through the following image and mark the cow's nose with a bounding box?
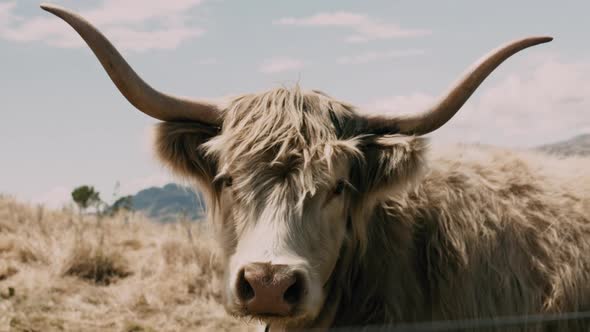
[236,263,305,316]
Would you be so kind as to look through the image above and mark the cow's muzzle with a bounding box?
[235,263,307,317]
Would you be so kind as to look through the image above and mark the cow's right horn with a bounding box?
[362,36,552,136]
[41,4,222,126]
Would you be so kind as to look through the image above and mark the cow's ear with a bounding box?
[352,135,428,202]
[155,122,219,193]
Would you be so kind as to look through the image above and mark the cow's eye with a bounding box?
[224,176,233,187]
[215,175,233,188]
[333,180,346,195]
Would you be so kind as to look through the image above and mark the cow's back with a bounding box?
[374,144,590,330]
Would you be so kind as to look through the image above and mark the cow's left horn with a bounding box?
[41,4,222,125]
[364,36,552,136]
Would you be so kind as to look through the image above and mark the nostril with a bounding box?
[236,269,255,302]
[283,272,304,305]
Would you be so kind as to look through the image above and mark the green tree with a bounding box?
[71,185,101,215]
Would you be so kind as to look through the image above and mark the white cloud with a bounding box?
[364,55,590,148]
[0,0,206,52]
[365,92,434,117]
[274,12,431,43]
[337,49,425,65]
[259,57,306,74]
[0,2,19,26]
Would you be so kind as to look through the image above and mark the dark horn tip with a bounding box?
[40,3,60,13]
[538,36,553,43]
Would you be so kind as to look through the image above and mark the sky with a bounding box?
[1,0,589,208]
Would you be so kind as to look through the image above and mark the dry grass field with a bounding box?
[0,196,257,332]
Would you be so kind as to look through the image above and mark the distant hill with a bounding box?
[537,134,590,157]
[129,183,206,222]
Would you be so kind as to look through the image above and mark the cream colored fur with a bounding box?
[155,86,590,331]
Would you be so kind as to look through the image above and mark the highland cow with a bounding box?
[42,4,590,331]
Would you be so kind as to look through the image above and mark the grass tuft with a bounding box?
[63,246,131,285]
[0,196,257,331]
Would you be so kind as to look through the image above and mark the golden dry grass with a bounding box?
[0,196,258,332]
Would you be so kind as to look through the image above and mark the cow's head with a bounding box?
[42,4,551,327]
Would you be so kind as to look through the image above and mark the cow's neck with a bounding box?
[331,203,425,326]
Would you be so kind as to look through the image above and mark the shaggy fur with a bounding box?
[155,86,590,331]
[334,145,590,330]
